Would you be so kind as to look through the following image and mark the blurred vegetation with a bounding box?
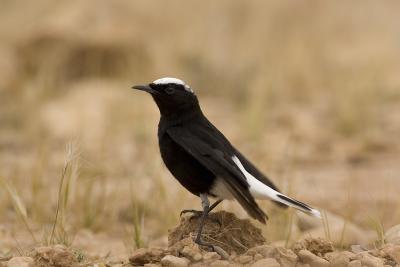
[0,0,399,254]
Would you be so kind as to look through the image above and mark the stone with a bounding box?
[347,260,362,267]
[251,258,281,267]
[381,244,400,264]
[7,257,34,267]
[237,255,253,264]
[292,238,333,257]
[254,253,263,261]
[180,245,202,261]
[385,224,400,245]
[129,248,168,265]
[33,245,78,267]
[160,255,189,267]
[248,245,277,258]
[356,252,384,267]
[350,245,366,254]
[210,260,230,267]
[325,251,355,267]
[276,247,298,267]
[329,255,350,267]
[203,252,221,261]
[298,250,329,267]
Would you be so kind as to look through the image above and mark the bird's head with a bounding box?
[132,77,200,117]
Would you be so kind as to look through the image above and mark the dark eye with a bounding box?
[165,86,175,95]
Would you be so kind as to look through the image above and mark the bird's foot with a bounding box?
[180,210,221,226]
[194,237,229,259]
[180,209,203,217]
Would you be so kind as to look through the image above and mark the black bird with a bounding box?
[132,77,320,250]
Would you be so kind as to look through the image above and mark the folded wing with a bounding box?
[167,126,268,223]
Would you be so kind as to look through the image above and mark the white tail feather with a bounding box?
[232,155,321,218]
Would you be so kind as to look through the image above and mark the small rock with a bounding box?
[248,245,277,258]
[276,247,298,267]
[298,250,329,267]
[325,251,355,267]
[348,260,362,267]
[381,243,400,264]
[144,264,161,267]
[385,224,400,245]
[7,257,34,267]
[293,238,334,257]
[251,258,281,267]
[329,255,349,267]
[210,260,230,267]
[129,248,150,265]
[237,255,253,264]
[356,252,384,267]
[254,253,263,261]
[180,246,202,261]
[350,245,366,254]
[203,252,221,261]
[160,255,189,267]
[129,248,167,265]
[33,245,78,267]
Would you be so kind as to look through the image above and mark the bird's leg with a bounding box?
[208,199,223,212]
[193,194,228,259]
[180,199,223,217]
[194,193,210,244]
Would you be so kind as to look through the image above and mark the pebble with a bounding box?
[381,244,400,264]
[298,250,329,267]
[160,255,189,267]
[348,260,362,267]
[385,224,400,245]
[237,255,253,264]
[251,258,281,267]
[356,252,384,267]
[210,260,230,267]
[180,246,202,261]
[254,253,263,261]
[129,248,167,265]
[7,257,34,267]
[276,247,298,267]
[203,252,221,261]
[325,251,355,267]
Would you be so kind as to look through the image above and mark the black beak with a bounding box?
[132,84,156,94]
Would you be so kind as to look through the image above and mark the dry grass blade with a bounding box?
[367,216,386,248]
[49,142,80,245]
[0,177,37,243]
[322,210,331,242]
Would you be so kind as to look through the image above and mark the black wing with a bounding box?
[166,126,268,223]
[201,117,287,209]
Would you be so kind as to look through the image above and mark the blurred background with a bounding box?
[0,0,399,260]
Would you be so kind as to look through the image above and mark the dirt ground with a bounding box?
[3,212,400,266]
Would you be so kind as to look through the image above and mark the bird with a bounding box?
[132,77,321,252]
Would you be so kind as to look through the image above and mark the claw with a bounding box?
[180,211,221,226]
[194,237,229,260]
[180,209,203,217]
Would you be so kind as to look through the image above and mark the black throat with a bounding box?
[154,96,203,127]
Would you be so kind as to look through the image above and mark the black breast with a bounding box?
[158,132,216,196]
